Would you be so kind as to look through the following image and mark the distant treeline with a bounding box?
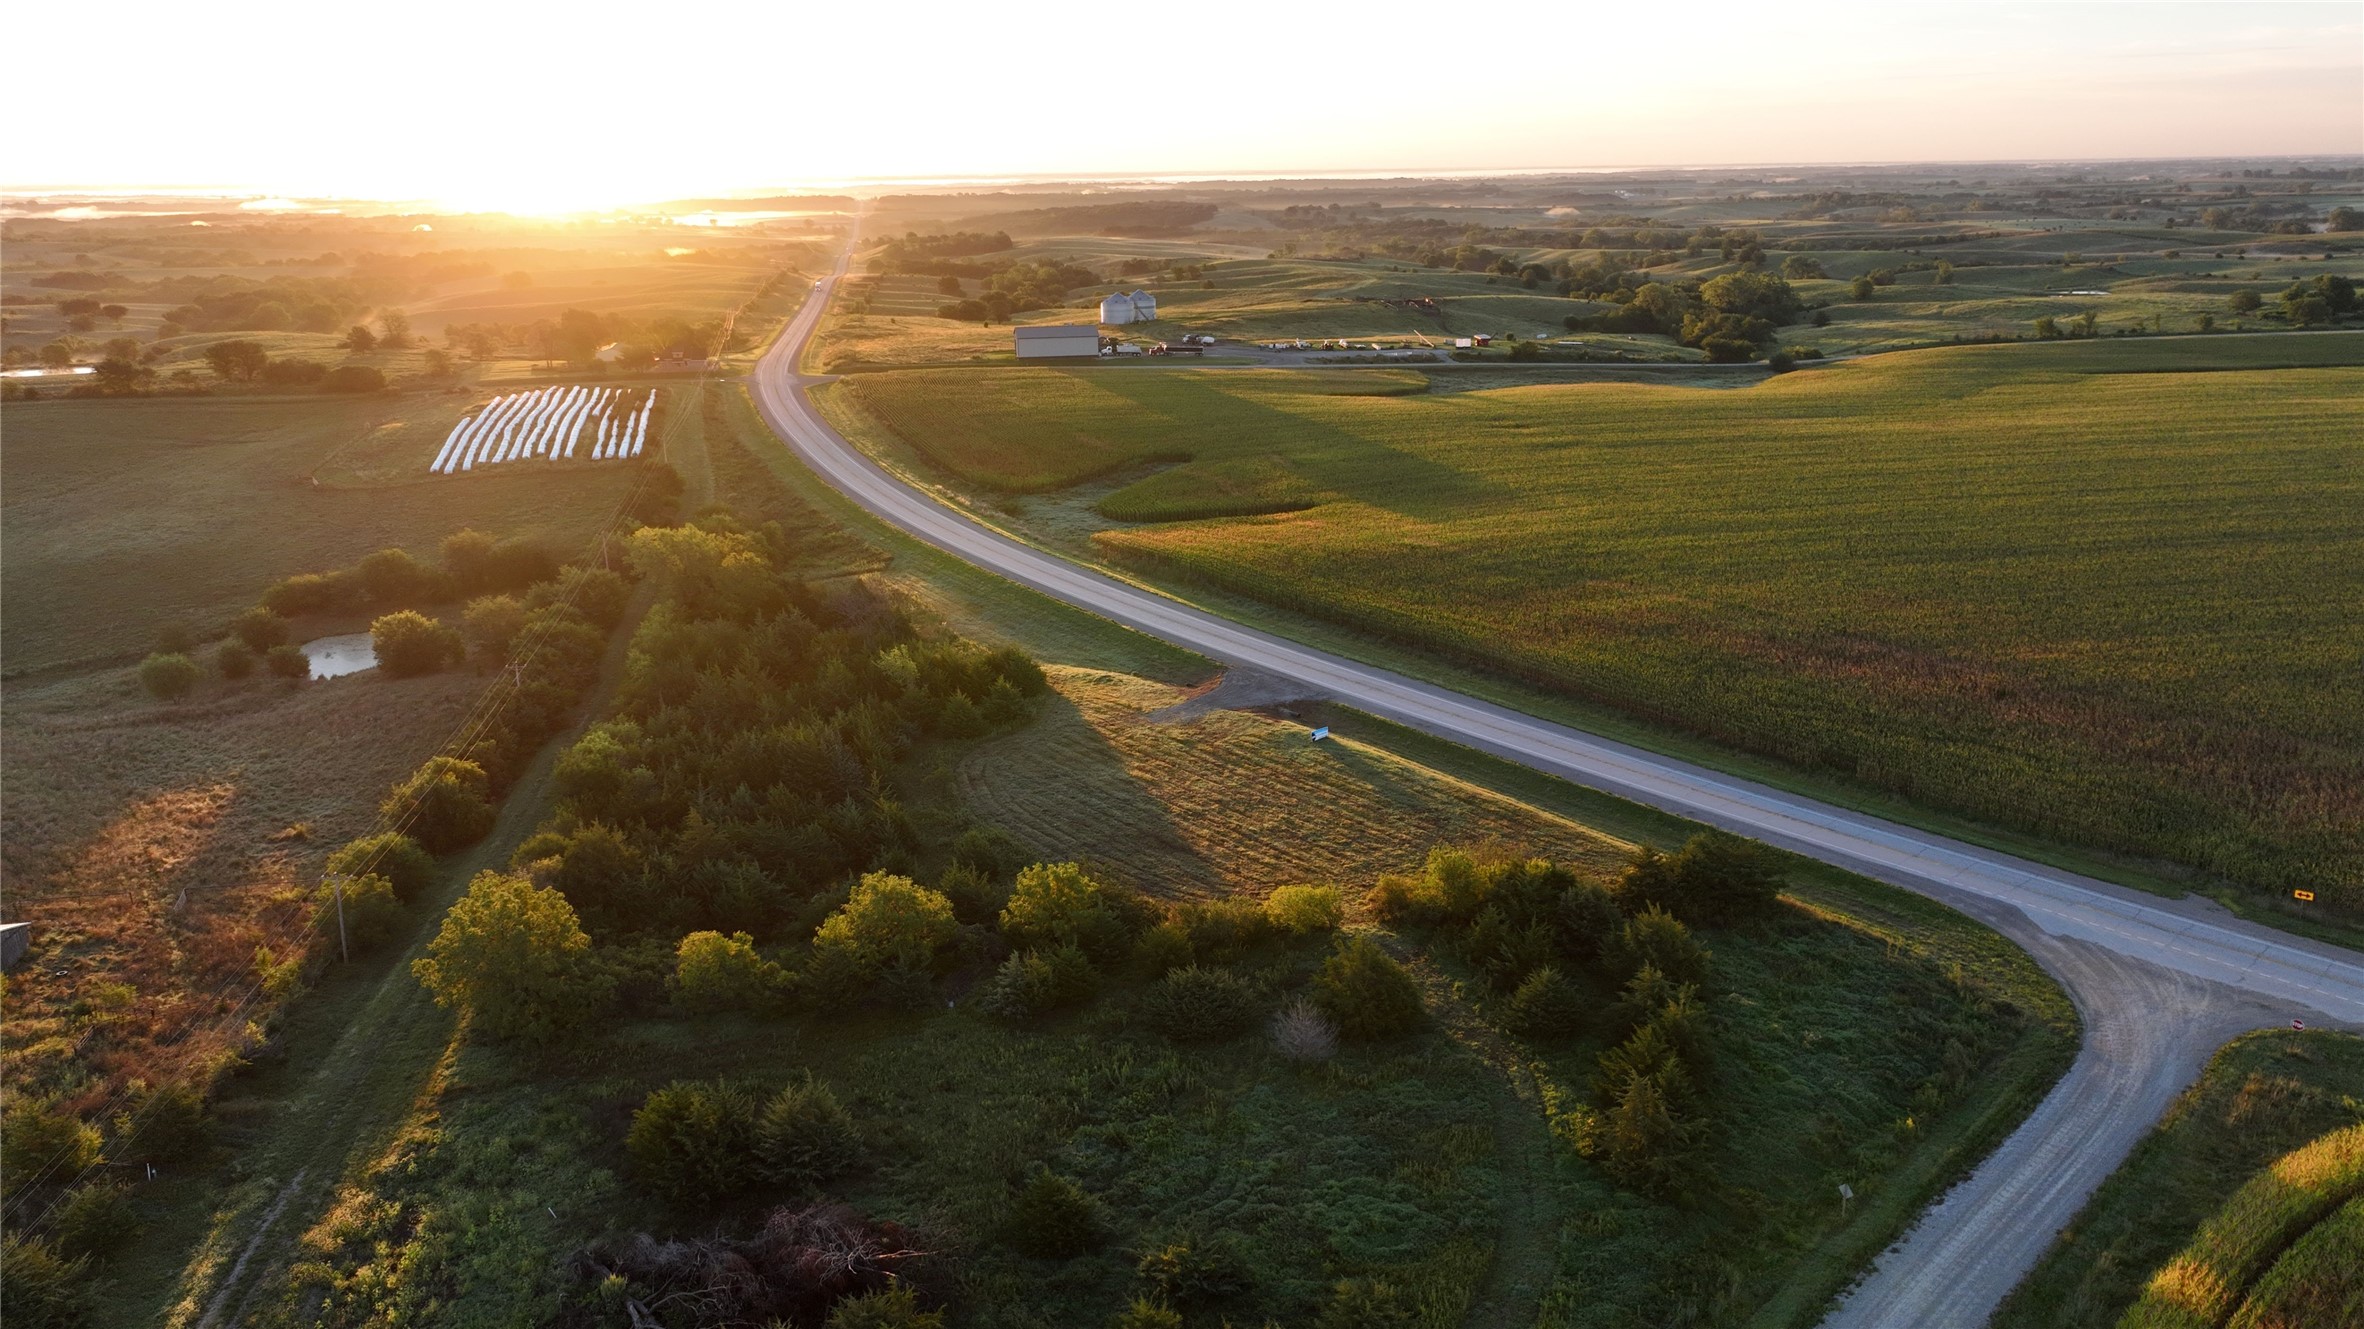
[872,231,1017,277]
[952,201,1218,238]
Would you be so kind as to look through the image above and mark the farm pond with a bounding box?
[300,634,377,679]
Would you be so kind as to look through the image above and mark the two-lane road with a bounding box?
[748,250,2364,1327]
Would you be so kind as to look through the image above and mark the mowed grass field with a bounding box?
[1996,1031,2364,1328]
[836,333,2364,907]
[0,394,639,672]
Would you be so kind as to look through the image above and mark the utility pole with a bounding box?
[331,876,349,963]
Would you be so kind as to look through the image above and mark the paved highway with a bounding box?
[749,248,2364,1327]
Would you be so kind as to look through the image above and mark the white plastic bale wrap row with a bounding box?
[629,393,654,456]
[430,387,657,473]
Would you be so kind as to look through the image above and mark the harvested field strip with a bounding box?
[2120,1124,2364,1329]
[955,666,1631,898]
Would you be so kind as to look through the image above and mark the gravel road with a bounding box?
[750,247,2364,1327]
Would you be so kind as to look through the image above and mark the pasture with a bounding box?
[1994,1031,2364,1327]
[835,334,2364,909]
[0,394,640,673]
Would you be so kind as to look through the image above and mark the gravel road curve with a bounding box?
[748,246,2364,1327]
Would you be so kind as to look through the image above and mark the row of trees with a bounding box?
[261,528,567,619]
[933,258,1106,324]
[196,338,396,392]
[874,230,1017,276]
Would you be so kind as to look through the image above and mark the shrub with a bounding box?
[756,1074,863,1187]
[439,529,556,597]
[524,563,630,629]
[230,606,289,651]
[216,639,256,679]
[1616,833,1784,927]
[1170,897,1277,962]
[827,1286,943,1329]
[935,861,1008,926]
[259,356,328,386]
[263,569,363,617]
[0,1233,92,1327]
[975,945,1099,1020]
[1136,1232,1250,1305]
[1000,861,1143,962]
[1556,879,1624,973]
[1263,884,1342,935]
[461,594,526,665]
[1007,1168,1100,1258]
[371,609,463,677]
[1133,921,1194,977]
[951,825,1032,880]
[1316,1277,1418,1329]
[412,869,612,1041]
[813,873,957,978]
[1464,902,1557,989]
[627,1079,761,1204]
[383,756,496,853]
[1608,906,1710,986]
[672,930,784,1013]
[1270,999,1339,1062]
[1,1105,99,1196]
[359,547,433,605]
[1606,964,1697,1039]
[265,643,310,679]
[1504,965,1587,1038]
[1367,846,1491,928]
[139,652,200,700]
[325,831,437,902]
[122,1080,209,1159]
[315,872,403,955]
[1141,965,1260,1042]
[53,1180,141,1261]
[320,364,386,393]
[1313,935,1423,1039]
[1110,1300,1183,1329]
[1597,1064,1701,1196]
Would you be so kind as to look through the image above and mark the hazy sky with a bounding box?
[8,0,2359,210]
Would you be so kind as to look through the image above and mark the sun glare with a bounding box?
[424,182,633,219]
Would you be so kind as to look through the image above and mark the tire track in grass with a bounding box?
[1392,941,1558,1329]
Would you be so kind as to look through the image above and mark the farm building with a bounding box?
[1014,325,1102,359]
[1,922,29,971]
[1098,289,1158,325]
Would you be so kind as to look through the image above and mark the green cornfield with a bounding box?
[843,335,2364,909]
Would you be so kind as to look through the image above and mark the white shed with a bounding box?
[1014,324,1101,359]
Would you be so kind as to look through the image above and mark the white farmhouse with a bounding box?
[1013,324,1102,359]
[1097,289,1159,325]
